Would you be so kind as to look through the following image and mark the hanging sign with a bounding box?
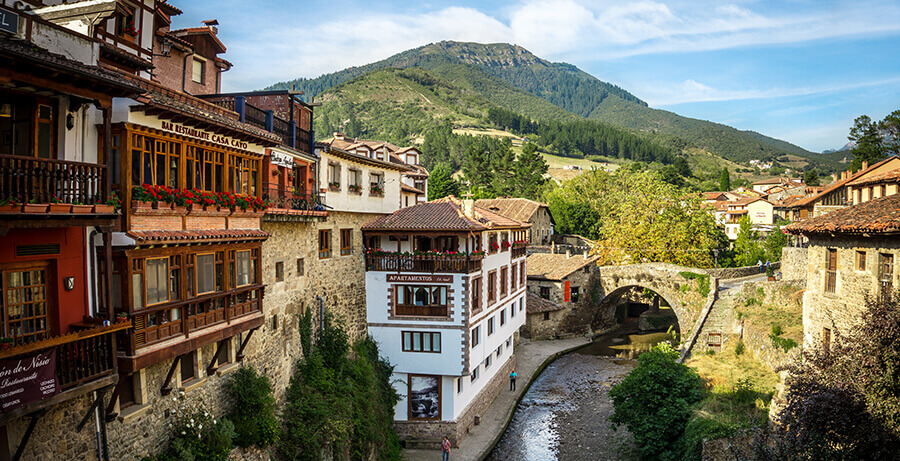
[270,151,295,169]
[0,7,18,35]
[0,349,59,413]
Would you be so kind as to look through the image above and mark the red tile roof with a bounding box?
[475,198,550,223]
[848,168,900,187]
[401,184,425,195]
[361,196,529,231]
[526,291,565,314]
[789,157,900,208]
[786,194,900,235]
[526,253,598,281]
[127,229,269,244]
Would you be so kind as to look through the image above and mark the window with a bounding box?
[414,179,426,191]
[488,271,497,305]
[822,328,831,352]
[571,286,580,303]
[511,265,517,291]
[115,6,137,40]
[319,229,331,259]
[500,267,508,298]
[216,339,231,367]
[180,351,197,384]
[520,298,524,312]
[496,345,502,358]
[145,257,170,305]
[510,301,516,318]
[0,265,50,345]
[395,285,449,316]
[543,312,551,321]
[484,354,492,369]
[857,250,867,271]
[879,253,894,303]
[340,229,352,256]
[348,169,362,192]
[406,153,418,164]
[130,134,181,188]
[506,337,511,349]
[825,249,837,294]
[275,261,284,282]
[470,365,479,382]
[327,163,341,188]
[500,232,509,252]
[296,258,305,276]
[192,58,204,83]
[500,308,506,326]
[402,331,441,353]
[184,145,226,193]
[540,286,550,299]
[520,262,526,285]
[118,373,137,409]
[234,250,256,287]
[472,325,480,347]
[370,173,384,195]
[488,317,495,336]
[457,377,463,394]
[489,233,498,253]
[472,277,482,314]
[196,253,222,294]
[230,156,259,196]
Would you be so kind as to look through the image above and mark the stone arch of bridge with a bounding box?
[589,284,681,336]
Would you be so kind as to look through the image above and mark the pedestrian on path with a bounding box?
[441,436,451,461]
[757,260,763,273]
[509,370,517,391]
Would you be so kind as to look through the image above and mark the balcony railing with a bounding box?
[0,154,106,205]
[262,184,325,212]
[198,95,314,154]
[825,270,837,293]
[394,304,448,317]
[366,253,483,273]
[512,245,527,259]
[121,284,262,353]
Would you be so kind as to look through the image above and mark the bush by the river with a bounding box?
[278,310,401,461]
[609,342,705,460]
[145,393,235,461]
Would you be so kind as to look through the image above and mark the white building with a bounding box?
[362,197,530,447]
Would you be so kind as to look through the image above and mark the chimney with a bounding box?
[566,250,571,259]
[832,174,838,182]
[862,161,869,170]
[583,251,588,260]
[333,132,345,140]
[462,199,475,219]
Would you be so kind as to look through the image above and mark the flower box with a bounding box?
[23,203,49,213]
[71,205,93,214]
[93,204,115,213]
[132,200,152,210]
[152,201,171,210]
[49,203,72,213]
[0,205,19,213]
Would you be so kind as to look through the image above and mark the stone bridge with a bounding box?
[588,263,717,339]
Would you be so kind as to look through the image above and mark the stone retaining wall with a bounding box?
[780,247,808,282]
[705,262,780,280]
[734,281,802,371]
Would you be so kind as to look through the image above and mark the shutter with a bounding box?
[564,280,570,303]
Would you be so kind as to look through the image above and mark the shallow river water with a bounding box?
[487,327,674,461]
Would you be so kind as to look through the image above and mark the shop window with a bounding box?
[340,229,352,256]
[402,331,441,353]
[192,58,204,83]
[275,261,284,282]
[395,285,448,317]
[319,229,331,259]
[0,265,50,345]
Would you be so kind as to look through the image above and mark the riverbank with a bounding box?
[401,336,591,461]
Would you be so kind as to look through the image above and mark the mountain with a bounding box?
[268,41,838,170]
[823,142,855,154]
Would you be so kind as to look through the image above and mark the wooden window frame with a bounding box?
[520,261,526,286]
[471,276,482,314]
[0,262,52,345]
[319,229,332,259]
[571,286,580,303]
[274,261,284,282]
[340,229,352,256]
[857,250,866,271]
[825,248,837,294]
[401,331,442,353]
[500,308,506,326]
[296,258,305,277]
[487,270,497,305]
[500,266,508,298]
[540,286,550,299]
[511,264,517,292]
[394,285,449,317]
[144,256,171,307]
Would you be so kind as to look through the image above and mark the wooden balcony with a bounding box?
[0,321,131,424]
[366,253,482,273]
[511,245,527,259]
[0,155,110,210]
[117,285,264,373]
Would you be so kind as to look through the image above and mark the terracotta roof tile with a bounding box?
[526,291,565,314]
[474,198,549,223]
[361,196,529,231]
[401,184,425,195]
[127,229,269,244]
[848,168,900,187]
[786,194,900,235]
[790,157,900,208]
[526,253,598,281]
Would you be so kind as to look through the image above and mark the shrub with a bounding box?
[770,324,783,336]
[734,340,745,356]
[609,343,706,460]
[150,394,235,461]
[226,366,278,448]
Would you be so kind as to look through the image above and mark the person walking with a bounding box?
[757,260,763,273]
[509,370,517,391]
[441,436,451,461]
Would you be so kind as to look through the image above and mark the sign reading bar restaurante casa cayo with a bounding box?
[0,349,59,412]
[160,121,250,150]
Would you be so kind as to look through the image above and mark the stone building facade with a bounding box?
[787,195,900,348]
[476,198,555,244]
[522,292,567,340]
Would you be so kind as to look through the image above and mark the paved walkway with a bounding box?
[401,336,591,461]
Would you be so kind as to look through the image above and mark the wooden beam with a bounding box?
[236,327,257,361]
[76,385,109,431]
[206,341,224,376]
[160,355,181,396]
[12,409,46,461]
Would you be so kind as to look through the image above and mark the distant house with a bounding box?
[752,176,802,194]
[788,157,900,220]
[522,292,566,339]
[787,195,900,348]
[475,198,555,244]
[722,197,774,240]
[526,252,599,316]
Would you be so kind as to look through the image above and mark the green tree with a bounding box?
[719,167,731,191]
[733,215,765,267]
[763,221,788,262]
[803,168,820,186]
[609,343,706,460]
[460,141,494,197]
[490,138,516,196]
[426,163,460,201]
[512,142,549,200]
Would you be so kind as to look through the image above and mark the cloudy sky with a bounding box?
[176,0,900,152]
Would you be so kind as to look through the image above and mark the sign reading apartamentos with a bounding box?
[0,349,59,413]
[387,274,453,283]
[0,7,18,35]
[160,121,249,150]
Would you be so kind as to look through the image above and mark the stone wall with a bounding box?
[522,309,568,339]
[780,247,808,282]
[395,355,514,449]
[735,282,803,371]
[705,262,780,280]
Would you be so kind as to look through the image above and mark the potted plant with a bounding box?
[103,191,122,212]
[0,197,20,213]
[348,184,362,194]
[328,181,341,191]
[0,337,14,350]
[23,199,49,213]
[766,265,775,281]
[370,184,384,196]
[49,195,71,213]
[71,200,93,213]
[93,191,117,213]
[116,312,129,322]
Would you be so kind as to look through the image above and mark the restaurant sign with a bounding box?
[0,349,59,413]
[270,150,295,169]
[160,121,249,150]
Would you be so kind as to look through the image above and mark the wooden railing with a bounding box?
[243,103,268,130]
[394,304,449,317]
[825,270,837,293]
[366,254,482,273]
[0,155,106,204]
[123,285,262,352]
[295,125,312,153]
[0,321,129,391]
[512,245,527,259]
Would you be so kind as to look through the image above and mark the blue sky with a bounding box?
[175,0,900,153]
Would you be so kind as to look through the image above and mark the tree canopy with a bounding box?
[848,110,900,170]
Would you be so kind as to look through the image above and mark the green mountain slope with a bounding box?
[269,40,837,170]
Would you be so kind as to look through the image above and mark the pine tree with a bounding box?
[513,142,549,200]
[426,164,460,201]
[719,167,731,191]
[490,139,516,196]
[461,141,493,197]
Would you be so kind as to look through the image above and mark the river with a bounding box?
[487,325,674,461]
